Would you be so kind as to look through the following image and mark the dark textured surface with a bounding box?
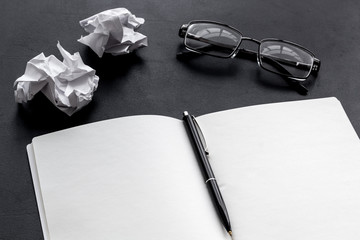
[1,0,359,239]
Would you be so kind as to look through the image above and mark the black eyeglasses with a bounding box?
[178,20,321,94]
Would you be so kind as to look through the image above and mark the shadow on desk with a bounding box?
[15,93,97,133]
[81,48,145,83]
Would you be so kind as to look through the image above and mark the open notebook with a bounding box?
[28,97,360,240]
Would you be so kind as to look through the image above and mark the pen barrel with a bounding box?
[183,113,215,179]
[206,179,232,233]
[183,112,232,234]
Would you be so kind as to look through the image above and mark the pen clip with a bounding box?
[191,115,209,155]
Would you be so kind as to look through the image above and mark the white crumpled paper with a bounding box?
[14,42,99,116]
[78,8,148,57]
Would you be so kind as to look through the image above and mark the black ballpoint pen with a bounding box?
[183,111,232,237]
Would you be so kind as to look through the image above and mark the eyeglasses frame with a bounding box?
[179,20,321,81]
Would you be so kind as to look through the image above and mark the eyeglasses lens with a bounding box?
[185,23,242,58]
[259,40,314,79]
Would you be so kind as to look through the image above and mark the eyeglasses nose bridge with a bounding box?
[240,37,261,45]
[232,37,261,62]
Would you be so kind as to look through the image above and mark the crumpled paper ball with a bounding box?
[78,8,148,57]
[14,42,99,116]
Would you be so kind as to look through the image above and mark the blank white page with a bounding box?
[198,97,360,240]
[29,115,230,240]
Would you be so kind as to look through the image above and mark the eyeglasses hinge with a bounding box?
[178,24,189,38]
[312,58,321,72]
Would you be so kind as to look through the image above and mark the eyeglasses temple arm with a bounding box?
[237,49,320,72]
[185,33,238,50]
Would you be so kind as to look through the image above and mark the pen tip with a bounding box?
[228,230,232,237]
[183,111,189,116]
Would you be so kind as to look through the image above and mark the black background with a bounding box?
[1,0,359,239]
